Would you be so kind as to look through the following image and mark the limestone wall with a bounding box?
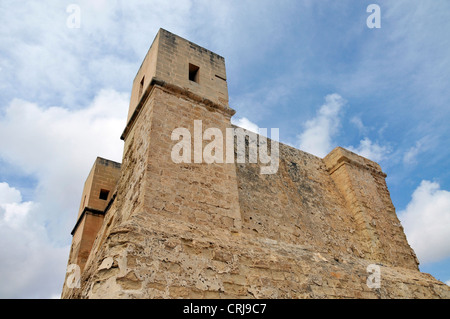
[63,208,449,299]
[236,142,418,270]
[61,84,449,299]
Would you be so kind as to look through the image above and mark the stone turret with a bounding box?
[66,157,121,272]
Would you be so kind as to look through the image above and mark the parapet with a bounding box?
[323,147,419,269]
[323,147,385,177]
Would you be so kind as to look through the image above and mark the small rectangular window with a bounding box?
[189,63,199,83]
[99,189,109,200]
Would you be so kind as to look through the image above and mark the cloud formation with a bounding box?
[346,137,390,163]
[0,89,128,297]
[0,182,68,298]
[0,0,193,107]
[297,94,346,158]
[402,136,436,166]
[0,90,127,237]
[0,182,33,229]
[399,180,450,264]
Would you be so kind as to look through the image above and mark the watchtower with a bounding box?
[118,28,242,232]
[62,29,449,299]
[125,28,230,127]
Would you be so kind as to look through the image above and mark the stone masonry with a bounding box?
[61,29,450,299]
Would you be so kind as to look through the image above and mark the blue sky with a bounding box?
[0,0,449,298]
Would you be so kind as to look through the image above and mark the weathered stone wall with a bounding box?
[236,142,418,270]
[61,84,449,299]
[142,85,241,233]
[323,148,419,269]
[63,209,449,299]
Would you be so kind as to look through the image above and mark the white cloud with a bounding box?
[403,136,434,165]
[231,117,259,133]
[296,96,390,163]
[297,93,346,158]
[0,182,68,298]
[336,1,450,114]
[403,143,422,165]
[346,137,390,163]
[0,0,194,106]
[0,89,128,298]
[0,182,33,228]
[0,182,22,204]
[0,90,128,240]
[399,180,450,264]
[350,116,368,135]
[0,200,34,230]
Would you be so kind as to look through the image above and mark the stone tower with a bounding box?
[66,157,121,273]
[61,29,449,299]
